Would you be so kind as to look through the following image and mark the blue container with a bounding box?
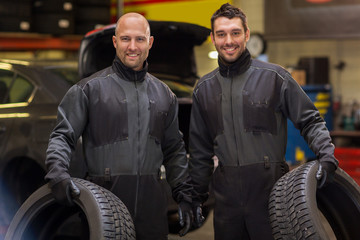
[285,84,333,165]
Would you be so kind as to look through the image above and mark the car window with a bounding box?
[0,69,13,104]
[161,80,193,98]
[47,67,79,85]
[10,75,34,103]
[0,69,34,104]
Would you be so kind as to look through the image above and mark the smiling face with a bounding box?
[211,16,250,64]
[112,13,154,71]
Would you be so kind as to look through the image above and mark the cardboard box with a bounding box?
[291,69,306,86]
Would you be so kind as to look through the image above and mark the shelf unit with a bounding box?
[0,33,82,51]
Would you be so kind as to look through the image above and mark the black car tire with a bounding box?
[33,13,75,35]
[269,160,360,240]
[5,178,136,240]
[76,7,110,23]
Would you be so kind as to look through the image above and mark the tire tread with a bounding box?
[269,162,318,240]
[74,178,136,239]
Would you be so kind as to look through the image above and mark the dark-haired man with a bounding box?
[189,3,338,239]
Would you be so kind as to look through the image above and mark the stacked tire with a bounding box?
[269,161,360,239]
[0,0,32,32]
[32,0,75,35]
[5,178,136,240]
[75,0,111,35]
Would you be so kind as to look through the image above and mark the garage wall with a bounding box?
[1,0,358,105]
[236,0,264,33]
[266,40,360,104]
[237,0,360,105]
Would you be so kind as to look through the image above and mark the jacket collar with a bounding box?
[112,56,148,82]
[218,48,252,78]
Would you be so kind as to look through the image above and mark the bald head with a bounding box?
[115,12,151,38]
[112,12,154,71]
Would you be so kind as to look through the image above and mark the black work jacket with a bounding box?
[45,57,192,205]
[189,49,338,203]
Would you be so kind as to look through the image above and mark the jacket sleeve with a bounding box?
[280,74,338,167]
[45,85,88,186]
[188,92,215,204]
[161,95,193,204]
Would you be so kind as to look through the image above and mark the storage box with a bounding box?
[291,69,306,86]
[334,147,360,186]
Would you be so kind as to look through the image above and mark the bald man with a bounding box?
[45,13,193,239]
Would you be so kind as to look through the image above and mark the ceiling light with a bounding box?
[208,51,218,59]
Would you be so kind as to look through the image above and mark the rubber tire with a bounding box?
[269,161,360,240]
[5,178,136,240]
[75,7,110,23]
[33,13,75,35]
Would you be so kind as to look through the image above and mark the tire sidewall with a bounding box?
[5,178,128,240]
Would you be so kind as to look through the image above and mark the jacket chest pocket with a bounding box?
[149,99,168,144]
[89,95,129,146]
[243,90,277,134]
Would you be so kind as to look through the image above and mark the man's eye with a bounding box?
[232,32,241,36]
[121,37,130,41]
[137,37,146,42]
[217,33,225,38]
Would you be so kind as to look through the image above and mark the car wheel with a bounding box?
[5,178,136,240]
[269,160,360,239]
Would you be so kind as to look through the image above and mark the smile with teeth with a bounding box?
[127,53,138,57]
[224,47,237,53]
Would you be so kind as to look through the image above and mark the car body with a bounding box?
[0,59,86,225]
[0,20,212,234]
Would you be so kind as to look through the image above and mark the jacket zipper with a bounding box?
[229,70,240,166]
[134,74,140,218]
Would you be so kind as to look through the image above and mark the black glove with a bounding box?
[178,201,193,237]
[316,161,337,189]
[192,201,205,228]
[51,178,80,206]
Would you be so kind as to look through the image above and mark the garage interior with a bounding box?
[1,0,360,239]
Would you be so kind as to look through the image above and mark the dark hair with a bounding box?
[211,3,248,33]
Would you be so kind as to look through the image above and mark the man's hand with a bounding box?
[51,178,80,206]
[316,161,337,189]
[192,201,205,228]
[178,201,193,237]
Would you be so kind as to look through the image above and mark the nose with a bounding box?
[225,34,233,45]
[128,39,137,50]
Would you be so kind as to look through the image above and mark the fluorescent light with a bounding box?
[0,113,30,118]
[208,51,218,59]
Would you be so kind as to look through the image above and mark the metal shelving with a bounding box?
[0,33,82,51]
